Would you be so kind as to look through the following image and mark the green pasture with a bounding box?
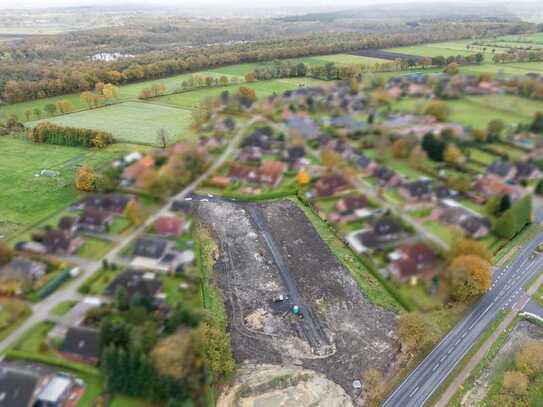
[0,137,144,240]
[151,77,327,109]
[27,101,193,144]
[299,53,390,65]
[462,61,543,76]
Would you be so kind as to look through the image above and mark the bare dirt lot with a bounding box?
[196,199,398,403]
[461,320,543,406]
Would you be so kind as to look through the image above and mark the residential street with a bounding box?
[0,117,252,354]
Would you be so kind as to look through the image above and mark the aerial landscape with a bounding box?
[2,0,543,405]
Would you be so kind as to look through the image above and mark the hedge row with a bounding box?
[6,350,100,376]
[28,122,114,148]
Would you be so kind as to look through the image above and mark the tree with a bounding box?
[443,62,460,75]
[44,103,57,116]
[151,331,195,380]
[471,128,488,143]
[447,173,471,193]
[80,91,95,107]
[0,241,12,266]
[33,108,42,119]
[362,368,385,404]
[423,100,450,122]
[124,200,142,226]
[156,128,170,149]
[297,170,310,186]
[115,286,129,311]
[75,165,98,192]
[448,238,493,263]
[502,370,528,396]
[515,340,543,376]
[244,72,256,82]
[24,109,32,121]
[398,312,437,353]
[494,195,532,239]
[408,146,428,169]
[448,255,492,301]
[192,322,235,382]
[444,143,465,166]
[320,148,342,169]
[391,138,409,158]
[487,119,505,137]
[531,112,543,134]
[422,133,446,161]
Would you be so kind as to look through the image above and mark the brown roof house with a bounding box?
[389,243,438,284]
[256,160,287,187]
[431,199,491,239]
[314,174,351,198]
[328,195,370,223]
[77,208,114,234]
[42,229,84,256]
[154,216,184,237]
[347,217,407,253]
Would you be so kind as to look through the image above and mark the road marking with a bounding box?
[432,363,440,371]
[409,386,420,398]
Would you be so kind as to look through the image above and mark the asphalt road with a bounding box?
[383,232,543,407]
[245,203,330,355]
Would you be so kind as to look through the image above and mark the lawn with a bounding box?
[109,395,151,407]
[299,53,390,65]
[109,216,133,235]
[151,77,327,109]
[77,236,114,260]
[0,137,143,240]
[386,40,494,60]
[27,101,193,144]
[392,95,534,128]
[0,298,31,340]
[468,148,499,166]
[51,300,77,316]
[461,61,543,76]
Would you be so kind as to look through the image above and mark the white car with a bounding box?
[201,198,209,202]
[185,197,193,201]
[207,193,214,198]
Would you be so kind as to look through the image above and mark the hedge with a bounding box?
[494,194,532,239]
[30,269,71,301]
[6,350,100,376]
[28,122,114,148]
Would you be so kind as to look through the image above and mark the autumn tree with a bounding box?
[515,340,543,376]
[75,165,98,192]
[398,312,437,353]
[244,72,256,82]
[297,170,310,186]
[321,148,342,169]
[487,119,505,137]
[444,143,465,166]
[423,100,450,122]
[362,368,385,405]
[448,238,493,263]
[443,62,460,75]
[24,109,32,121]
[80,91,95,107]
[191,322,235,382]
[44,103,57,116]
[124,200,142,226]
[502,370,528,396]
[448,255,492,302]
[472,128,488,143]
[391,138,410,158]
[156,128,170,149]
[151,330,195,380]
[0,241,13,266]
[446,173,472,193]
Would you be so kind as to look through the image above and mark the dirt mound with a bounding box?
[218,364,353,407]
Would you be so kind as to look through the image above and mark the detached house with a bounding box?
[389,243,438,283]
[329,195,369,223]
[372,166,402,187]
[347,217,407,253]
[77,208,113,234]
[60,327,100,365]
[399,179,433,202]
[42,229,84,256]
[154,216,184,237]
[0,257,47,284]
[314,174,350,197]
[432,200,491,239]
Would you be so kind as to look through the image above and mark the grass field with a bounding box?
[392,94,537,127]
[462,61,543,76]
[151,77,327,109]
[28,101,193,144]
[0,137,146,240]
[298,53,390,65]
[386,40,495,60]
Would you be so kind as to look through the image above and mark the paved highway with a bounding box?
[383,232,543,407]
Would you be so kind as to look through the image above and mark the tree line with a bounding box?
[28,122,115,148]
[1,20,528,104]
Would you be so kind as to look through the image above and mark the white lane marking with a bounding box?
[409,386,420,398]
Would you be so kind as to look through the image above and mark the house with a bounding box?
[42,229,84,256]
[208,175,231,189]
[0,257,46,283]
[286,115,319,139]
[314,174,350,197]
[399,179,433,202]
[389,243,438,283]
[487,159,516,181]
[133,236,169,259]
[121,155,155,186]
[329,195,369,223]
[0,361,82,407]
[372,166,402,187]
[77,208,113,234]
[105,270,163,304]
[472,175,522,203]
[237,146,263,163]
[60,327,100,365]
[154,217,184,237]
[228,164,253,183]
[257,160,286,187]
[58,216,78,234]
[283,145,306,167]
[84,193,134,214]
[432,200,491,239]
[347,217,406,253]
[514,161,541,182]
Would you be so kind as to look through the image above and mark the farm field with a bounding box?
[386,40,495,60]
[151,77,328,109]
[392,94,536,127]
[0,137,145,240]
[28,101,193,144]
[299,53,390,65]
[461,61,543,76]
